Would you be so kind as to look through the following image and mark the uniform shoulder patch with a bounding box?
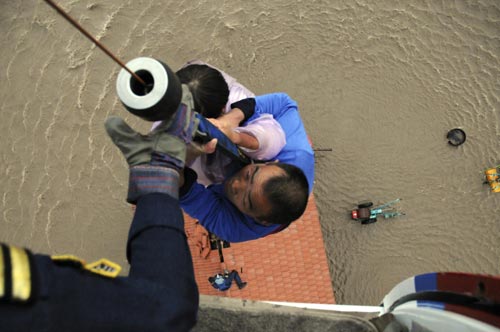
[51,254,85,268]
[84,259,121,278]
[51,255,121,278]
[0,244,36,303]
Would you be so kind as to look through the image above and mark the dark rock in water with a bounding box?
[447,128,466,146]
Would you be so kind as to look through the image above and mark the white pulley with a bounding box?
[116,57,181,122]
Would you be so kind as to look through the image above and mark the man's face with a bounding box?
[224,163,285,223]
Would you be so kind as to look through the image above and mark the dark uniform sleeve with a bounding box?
[128,193,198,293]
[0,193,198,332]
[126,193,199,331]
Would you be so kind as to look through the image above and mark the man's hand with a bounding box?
[105,85,198,202]
[106,86,198,171]
[185,138,218,167]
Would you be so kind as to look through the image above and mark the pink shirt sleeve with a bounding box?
[233,114,286,161]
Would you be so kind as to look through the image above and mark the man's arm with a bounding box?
[230,92,298,122]
[128,193,196,284]
[254,93,315,193]
[253,93,299,120]
[206,94,294,158]
[223,93,300,127]
[104,86,200,328]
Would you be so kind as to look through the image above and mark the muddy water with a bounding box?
[0,0,499,305]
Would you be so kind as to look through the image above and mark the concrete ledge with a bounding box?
[193,295,378,332]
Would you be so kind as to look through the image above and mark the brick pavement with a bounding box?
[185,194,335,304]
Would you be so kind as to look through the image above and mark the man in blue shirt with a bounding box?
[208,270,247,291]
[180,93,315,243]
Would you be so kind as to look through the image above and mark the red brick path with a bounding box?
[185,194,335,303]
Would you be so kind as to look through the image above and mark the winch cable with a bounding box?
[43,0,146,87]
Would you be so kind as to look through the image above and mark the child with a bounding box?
[154,61,286,185]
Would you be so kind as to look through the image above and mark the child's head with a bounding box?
[176,64,229,119]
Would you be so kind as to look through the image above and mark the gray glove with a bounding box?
[105,85,198,203]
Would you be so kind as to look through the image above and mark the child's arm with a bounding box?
[208,108,259,150]
[227,130,259,150]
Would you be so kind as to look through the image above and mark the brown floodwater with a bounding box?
[0,0,499,305]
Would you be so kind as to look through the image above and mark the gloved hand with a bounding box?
[105,85,198,203]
